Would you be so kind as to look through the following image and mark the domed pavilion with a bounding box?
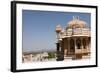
[55,16,91,60]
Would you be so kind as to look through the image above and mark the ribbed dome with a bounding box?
[67,16,87,28]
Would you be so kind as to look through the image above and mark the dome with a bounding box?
[55,24,62,33]
[67,16,87,28]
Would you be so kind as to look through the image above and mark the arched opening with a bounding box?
[76,39,81,49]
[70,39,75,53]
[83,38,86,49]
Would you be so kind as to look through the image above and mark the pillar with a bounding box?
[64,38,67,57]
[56,42,64,61]
[85,37,88,55]
[86,37,89,49]
[72,38,76,60]
[89,37,91,50]
[81,38,83,49]
[87,37,90,54]
[74,38,77,52]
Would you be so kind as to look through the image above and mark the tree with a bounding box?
[48,52,55,59]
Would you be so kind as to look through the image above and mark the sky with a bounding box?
[22,10,91,52]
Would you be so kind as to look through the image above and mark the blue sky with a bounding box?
[22,10,91,52]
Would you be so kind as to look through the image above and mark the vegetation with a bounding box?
[48,52,56,59]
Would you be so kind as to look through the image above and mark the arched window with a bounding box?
[83,38,86,49]
[76,39,81,49]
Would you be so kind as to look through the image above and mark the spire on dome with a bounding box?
[73,16,79,20]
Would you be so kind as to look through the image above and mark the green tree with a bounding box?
[48,52,55,59]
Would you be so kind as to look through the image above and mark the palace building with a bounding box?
[55,16,91,60]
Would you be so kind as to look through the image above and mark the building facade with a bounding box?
[55,16,91,60]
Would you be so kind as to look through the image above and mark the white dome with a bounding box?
[67,16,87,28]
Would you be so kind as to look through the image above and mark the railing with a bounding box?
[66,28,91,36]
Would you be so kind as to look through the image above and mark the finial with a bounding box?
[55,24,62,33]
[73,16,75,20]
[73,16,79,20]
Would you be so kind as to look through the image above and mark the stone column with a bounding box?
[72,38,77,59]
[74,38,77,52]
[56,41,64,61]
[86,37,88,55]
[64,38,67,57]
[86,37,89,49]
[87,37,90,54]
[81,38,83,49]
